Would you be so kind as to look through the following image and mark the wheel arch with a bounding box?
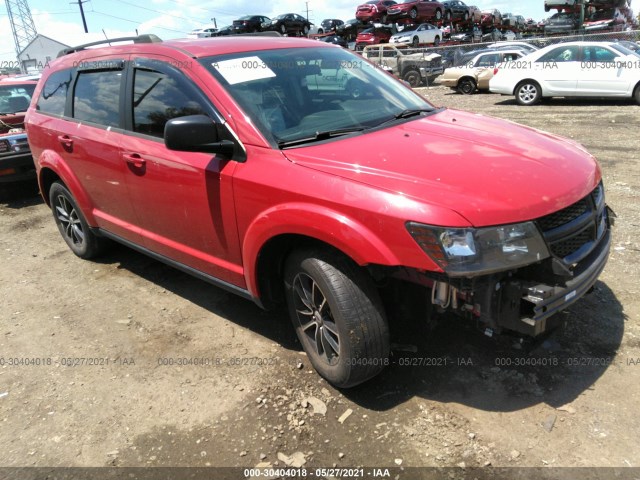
[243,204,402,307]
[457,75,476,85]
[37,152,96,224]
[513,78,541,96]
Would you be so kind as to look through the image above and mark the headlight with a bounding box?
[406,221,549,277]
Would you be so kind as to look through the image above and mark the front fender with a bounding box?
[38,150,97,225]
[242,203,402,297]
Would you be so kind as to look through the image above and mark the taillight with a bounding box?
[493,67,499,75]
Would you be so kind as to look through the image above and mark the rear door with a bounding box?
[118,56,244,286]
[41,58,142,242]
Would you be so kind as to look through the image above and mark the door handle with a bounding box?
[58,135,73,149]
[123,153,146,169]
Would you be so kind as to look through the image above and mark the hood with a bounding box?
[0,113,25,134]
[282,109,600,227]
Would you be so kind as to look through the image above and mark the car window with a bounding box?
[36,69,74,116]
[583,46,617,63]
[537,46,579,63]
[73,70,122,127]
[476,53,499,67]
[132,68,207,138]
[0,84,36,114]
[502,52,521,61]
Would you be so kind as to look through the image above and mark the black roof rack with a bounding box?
[57,34,163,57]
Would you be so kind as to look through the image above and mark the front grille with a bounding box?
[550,227,594,258]
[538,199,588,231]
[537,183,605,264]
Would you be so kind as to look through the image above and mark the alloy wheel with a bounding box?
[292,272,340,365]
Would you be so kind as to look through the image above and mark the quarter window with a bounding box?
[73,70,122,127]
[37,69,74,116]
[132,69,207,138]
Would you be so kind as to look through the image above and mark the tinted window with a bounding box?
[132,69,206,138]
[37,69,73,116]
[73,70,122,127]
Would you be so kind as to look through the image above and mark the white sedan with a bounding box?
[390,23,443,47]
[490,41,640,105]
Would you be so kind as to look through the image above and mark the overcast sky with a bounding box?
[1,0,639,63]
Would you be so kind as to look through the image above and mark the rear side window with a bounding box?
[36,69,74,116]
[132,69,206,138]
[73,70,122,127]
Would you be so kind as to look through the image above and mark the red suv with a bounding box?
[26,35,612,388]
[387,0,445,23]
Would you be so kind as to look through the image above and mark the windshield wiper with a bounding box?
[372,108,434,129]
[277,127,365,148]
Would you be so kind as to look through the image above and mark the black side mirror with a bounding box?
[165,115,235,156]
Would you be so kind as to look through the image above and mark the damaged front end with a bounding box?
[395,182,613,337]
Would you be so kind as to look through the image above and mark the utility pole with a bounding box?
[305,1,311,21]
[5,0,38,72]
[73,0,89,33]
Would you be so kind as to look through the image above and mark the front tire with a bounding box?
[49,182,109,259]
[412,36,419,47]
[435,9,442,21]
[433,35,440,46]
[409,8,418,19]
[280,24,287,34]
[284,248,390,388]
[403,68,422,87]
[634,84,640,105]
[515,80,542,106]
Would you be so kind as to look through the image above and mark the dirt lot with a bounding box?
[1,86,639,479]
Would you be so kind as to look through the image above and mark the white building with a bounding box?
[18,35,70,73]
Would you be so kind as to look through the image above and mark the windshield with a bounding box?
[0,83,35,114]
[202,47,433,147]
[274,14,287,20]
[611,44,640,59]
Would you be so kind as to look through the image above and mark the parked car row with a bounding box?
[490,40,640,105]
[189,13,313,38]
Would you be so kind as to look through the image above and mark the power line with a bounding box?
[90,10,189,34]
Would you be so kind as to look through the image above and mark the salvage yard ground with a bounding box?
[1,85,639,477]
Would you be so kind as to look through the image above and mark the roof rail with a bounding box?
[57,34,163,57]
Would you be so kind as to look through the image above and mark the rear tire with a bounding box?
[433,35,440,46]
[634,84,640,106]
[284,248,390,388]
[49,182,109,259]
[435,9,442,21]
[412,36,419,47]
[457,77,476,95]
[409,8,418,19]
[515,80,542,106]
